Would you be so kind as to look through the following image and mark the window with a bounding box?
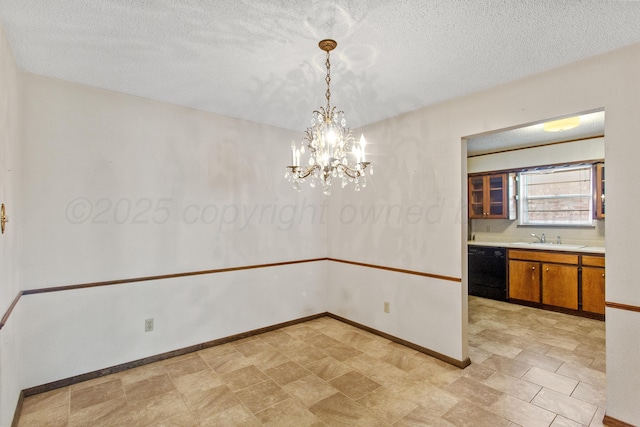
[519,166,593,226]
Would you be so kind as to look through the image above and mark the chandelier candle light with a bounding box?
[285,39,372,195]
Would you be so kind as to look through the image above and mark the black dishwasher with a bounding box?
[468,246,507,301]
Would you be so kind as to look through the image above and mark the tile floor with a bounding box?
[17,296,606,426]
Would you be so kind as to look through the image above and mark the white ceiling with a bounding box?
[467,110,605,156]
[1,1,639,134]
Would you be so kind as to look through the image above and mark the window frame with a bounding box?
[518,165,594,227]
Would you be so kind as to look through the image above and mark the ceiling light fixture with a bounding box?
[543,116,581,132]
[285,39,371,195]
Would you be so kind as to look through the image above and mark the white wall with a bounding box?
[326,43,640,424]
[19,261,327,388]
[0,20,23,427]
[13,74,329,399]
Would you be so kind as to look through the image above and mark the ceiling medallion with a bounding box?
[285,39,372,195]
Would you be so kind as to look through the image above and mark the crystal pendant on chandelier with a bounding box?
[285,39,372,195]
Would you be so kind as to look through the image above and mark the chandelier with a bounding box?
[285,39,371,195]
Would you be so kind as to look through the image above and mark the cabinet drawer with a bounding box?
[582,255,605,267]
[508,250,578,265]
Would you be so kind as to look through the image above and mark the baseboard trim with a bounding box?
[603,414,636,427]
[21,312,327,397]
[327,313,471,368]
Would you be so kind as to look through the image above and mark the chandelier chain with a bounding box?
[325,50,331,111]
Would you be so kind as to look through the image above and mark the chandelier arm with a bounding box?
[287,165,319,180]
[339,162,370,179]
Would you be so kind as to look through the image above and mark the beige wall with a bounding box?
[328,43,640,424]
[0,20,23,426]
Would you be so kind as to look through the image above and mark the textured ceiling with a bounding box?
[1,1,640,134]
[467,110,605,156]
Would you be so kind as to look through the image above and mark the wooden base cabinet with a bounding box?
[508,260,540,303]
[582,255,606,315]
[542,263,579,310]
[508,249,602,318]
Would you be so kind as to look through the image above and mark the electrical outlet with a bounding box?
[486,225,491,232]
[145,318,154,332]
[384,302,390,313]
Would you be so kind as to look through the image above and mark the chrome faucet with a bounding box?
[531,233,546,243]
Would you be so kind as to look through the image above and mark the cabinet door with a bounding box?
[509,260,540,302]
[582,267,605,314]
[468,176,485,218]
[468,174,508,219]
[542,264,579,310]
[486,174,507,218]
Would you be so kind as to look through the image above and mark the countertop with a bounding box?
[468,241,605,254]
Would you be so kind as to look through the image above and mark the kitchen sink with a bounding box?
[511,242,586,249]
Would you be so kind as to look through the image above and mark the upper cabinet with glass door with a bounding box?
[468,174,508,219]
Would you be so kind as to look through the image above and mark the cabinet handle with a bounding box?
[546,268,549,272]
[531,266,535,270]
[602,273,605,278]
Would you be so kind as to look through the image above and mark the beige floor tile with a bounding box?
[247,348,291,370]
[357,386,418,424]
[323,342,362,361]
[556,361,607,389]
[198,402,260,426]
[235,379,290,413]
[443,376,503,407]
[118,362,168,386]
[70,378,124,413]
[489,393,556,427]
[306,356,352,381]
[461,362,496,380]
[264,360,310,386]
[287,345,329,366]
[163,355,209,379]
[233,337,275,357]
[396,381,459,415]
[220,365,270,392]
[170,368,222,395]
[442,401,511,427]
[181,383,241,418]
[521,366,579,395]
[17,403,68,427]
[483,371,542,402]
[283,374,339,406]
[201,350,253,374]
[514,349,564,372]
[68,396,133,427]
[395,405,457,426]
[381,347,425,372]
[21,388,69,416]
[590,406,607,427]
[532,387,598,425]
[551,415,584,427]
[329,371,382,400]
[255,398,322,426]
[480,354,531,378]
[309,392,387,426]
[123,373,176,404]
[571,381,606,408]
[127,390,191,426]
